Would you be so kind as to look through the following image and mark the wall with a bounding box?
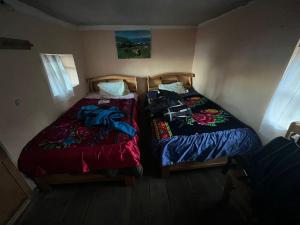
[81,29,196,92]
[192,0,300,137]
[0,10,195,173]
[3,0,299,173]
[0,10,87,167]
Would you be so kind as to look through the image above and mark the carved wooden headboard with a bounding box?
[147,72,195,91]
[87,74,138,93]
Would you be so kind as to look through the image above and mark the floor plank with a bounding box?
[165,173,198,225]
[16,187,76,225]
[59,185,94,225]
[129,177,151,225]
[149,178,170,225]
[15,169,245,225]
[84,183,131,225]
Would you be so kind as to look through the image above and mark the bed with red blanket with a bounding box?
[18,75,142,190]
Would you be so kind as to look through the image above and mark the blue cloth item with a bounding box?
[153,128,261,166]
[77,105,136,137]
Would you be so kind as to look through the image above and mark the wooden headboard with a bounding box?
[147,72,195,91]
[87,75,138,92]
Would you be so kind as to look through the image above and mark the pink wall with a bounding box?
[81,29,196,92]
[0,10,87,168]
[192,0,300,135]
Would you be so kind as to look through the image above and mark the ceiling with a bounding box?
[18,0,252,26]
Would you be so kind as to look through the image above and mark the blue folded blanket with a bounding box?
[77,105,136,137]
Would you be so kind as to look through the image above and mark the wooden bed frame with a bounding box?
[35,75,138,191]
[147,72,195,91]
[147,72,228,177]
[161,157,228,177]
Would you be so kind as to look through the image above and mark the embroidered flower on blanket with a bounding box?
[192,109,229,126]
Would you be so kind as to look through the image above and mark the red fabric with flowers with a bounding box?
[18,98,140,177]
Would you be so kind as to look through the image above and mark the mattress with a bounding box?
[148,91,262,166]
[18,97,141,177]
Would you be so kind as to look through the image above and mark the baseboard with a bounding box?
[6,199,31,225]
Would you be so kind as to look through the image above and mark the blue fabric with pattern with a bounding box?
[77,105,136,137]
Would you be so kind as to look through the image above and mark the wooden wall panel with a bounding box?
[0,144,31,225]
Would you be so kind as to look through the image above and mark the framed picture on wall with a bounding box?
[115,30,151,59]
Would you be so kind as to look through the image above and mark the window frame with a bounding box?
[40,53,80,100]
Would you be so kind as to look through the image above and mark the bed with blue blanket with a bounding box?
[147,73,261,175]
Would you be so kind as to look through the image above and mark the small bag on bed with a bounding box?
[146,89,184,116]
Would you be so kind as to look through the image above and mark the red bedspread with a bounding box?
[18,98,140,177]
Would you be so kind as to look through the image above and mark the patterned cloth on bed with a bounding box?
[18,98,141,177]
[150,92,262,166]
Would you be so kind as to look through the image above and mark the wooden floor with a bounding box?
[15,168,245,225]
[14,108,245,225]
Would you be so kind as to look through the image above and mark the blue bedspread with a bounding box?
[149,91,262,166]
[154,128,260,166]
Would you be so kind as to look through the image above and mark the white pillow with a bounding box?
[97,80,129,97]
[159,82,186,94]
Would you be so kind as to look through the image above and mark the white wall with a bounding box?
[192,0,300,136]
[0,10,87,166]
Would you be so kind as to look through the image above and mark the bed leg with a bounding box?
[35,178,51,192]
[124,176,135,186]
[161,167,170,178]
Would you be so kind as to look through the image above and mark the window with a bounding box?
[59,54,79,87]
[41,54,79,101]
[259,40,300,141]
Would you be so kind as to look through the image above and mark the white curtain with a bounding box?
[259,43,300,142]
[41,54,74,101]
